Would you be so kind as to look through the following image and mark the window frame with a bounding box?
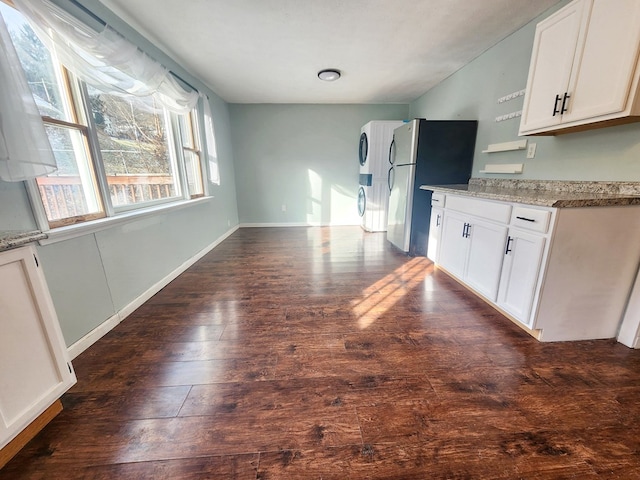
[27,74,207,232]
[36,66,107,228]
[173,109,206,200]
[96,95,186,215]
[1,0,210,233]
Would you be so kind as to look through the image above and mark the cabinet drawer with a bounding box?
[446,195,512,224]
[510,206,551,233]
[431,193,446,207]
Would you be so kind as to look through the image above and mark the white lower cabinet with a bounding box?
[438,211,468,278]
[426,207,443,262]
[0,246,76,451]
[431,193,640,342]
[496,229,546,327]
[464,221,508,302]
[439,210,508,302]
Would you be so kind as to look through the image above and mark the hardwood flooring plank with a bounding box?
[79,455,259,480]
[0,455,259,480]
[61,386,191,420]
[2,226,640,479]
[256,440,598,480]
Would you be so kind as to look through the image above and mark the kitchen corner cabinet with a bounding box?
[519,0,640,136]
[0,246,76,453]
[431,194,640,342]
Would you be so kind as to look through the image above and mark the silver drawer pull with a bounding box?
[516,216,536,222]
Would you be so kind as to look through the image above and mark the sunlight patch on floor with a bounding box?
[351,257,433,329]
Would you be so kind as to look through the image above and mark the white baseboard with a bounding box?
[239,222,360,228]
[67,313,120,360]
[66,224,239,359]
[239,222,310,228]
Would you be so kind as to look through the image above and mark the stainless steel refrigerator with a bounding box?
[386,119,477,256]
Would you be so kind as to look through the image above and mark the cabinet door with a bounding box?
[0,247,76,450]
[563,0,640,123]
[427,207,444,262]
[438,211,468,279]
[464,221,508,302]
[497,229,546,327]
[519,0,591,134]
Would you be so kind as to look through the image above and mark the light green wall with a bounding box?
[410,0,640,181]
[36,236,114,342]
[7,0,640,346]
[230,104,409,225]
[0,180,36,230]
[0,0,239,346]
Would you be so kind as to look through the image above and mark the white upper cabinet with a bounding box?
[519,0,640,135]
[519,0,590,133]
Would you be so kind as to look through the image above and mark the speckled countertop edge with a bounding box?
[0,231,47,252]
[420,179,640,208]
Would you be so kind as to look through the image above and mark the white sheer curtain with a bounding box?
[4,0,220,184]
[0,10,57,182]
[13,0,199,114]
[201,95,220,185]
[14,0,220,184]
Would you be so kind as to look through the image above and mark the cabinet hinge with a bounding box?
[33,254,39,267]
[68,363,73,374]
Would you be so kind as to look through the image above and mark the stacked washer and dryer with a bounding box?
[358,120,404,232]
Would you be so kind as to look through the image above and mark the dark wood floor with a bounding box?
[3,226,640,479]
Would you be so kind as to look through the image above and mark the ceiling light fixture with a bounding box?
[318,69,341,81]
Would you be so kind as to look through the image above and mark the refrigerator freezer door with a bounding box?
[387,163,416,252]
[386,120,418,253]
[392,121,417,167]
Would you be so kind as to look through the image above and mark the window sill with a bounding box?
[39,196,214,246]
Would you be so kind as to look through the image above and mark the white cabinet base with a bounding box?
[432,193,640,343]
[534,207,640,341]
[0,246,76,451]
[0,400,62,469]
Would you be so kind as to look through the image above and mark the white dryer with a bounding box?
[358,120,404,232]
[359,121,404,178]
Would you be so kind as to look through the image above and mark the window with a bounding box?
[0,2,206,229]
[177,111,205,198]
[88,87,182,210]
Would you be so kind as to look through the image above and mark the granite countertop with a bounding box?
[0,230,47,252]
[420,179,640,208]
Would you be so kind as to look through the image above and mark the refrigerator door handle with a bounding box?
[388,138,395,165]
[387,166,395,192]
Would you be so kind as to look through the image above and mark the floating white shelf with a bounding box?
[479,163,524,174]
[482,139,527,153]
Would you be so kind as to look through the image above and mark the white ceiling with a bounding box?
[100,0,562,104]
